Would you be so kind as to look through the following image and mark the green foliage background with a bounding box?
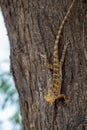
[0,9,22,130]
[0,72,22,130]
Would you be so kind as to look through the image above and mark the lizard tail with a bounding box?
[53,0,75,58]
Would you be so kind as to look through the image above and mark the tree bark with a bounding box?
[0,0,87,130]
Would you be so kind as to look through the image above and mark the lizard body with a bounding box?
[41,0,75,104]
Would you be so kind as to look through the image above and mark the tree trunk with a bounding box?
[0,0,87,130]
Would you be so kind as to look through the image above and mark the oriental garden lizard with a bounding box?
[40,0,75,104]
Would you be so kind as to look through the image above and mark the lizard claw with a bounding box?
[40,54,46,59]
[65,41,70,47]
[64,99,70,104]
[40,54,47,66]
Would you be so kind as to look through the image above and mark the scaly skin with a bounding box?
[41,0,75,105]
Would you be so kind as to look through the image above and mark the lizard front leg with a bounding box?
[58,94,70,104]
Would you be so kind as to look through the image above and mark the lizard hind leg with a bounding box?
[60,42,70,67]
[40,54,53,70]
[58,94,70,104]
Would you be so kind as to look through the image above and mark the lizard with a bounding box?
[40,0,75,104]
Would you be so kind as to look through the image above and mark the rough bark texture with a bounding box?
[0,0,87,130]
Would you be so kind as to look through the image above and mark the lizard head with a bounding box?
[44,90,57,104]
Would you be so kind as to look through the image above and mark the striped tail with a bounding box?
[53,0,75,59]
[53,0,75,94]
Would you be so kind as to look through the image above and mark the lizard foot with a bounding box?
[40,54,53,70]
[58,94,70,104]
